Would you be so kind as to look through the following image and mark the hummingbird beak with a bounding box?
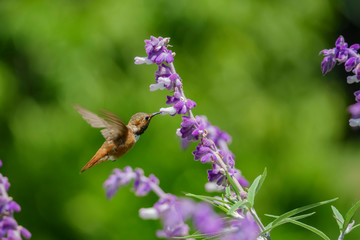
[151,112,161,118]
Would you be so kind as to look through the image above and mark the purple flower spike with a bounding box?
[0,162,30,239]
[320,36,360,127]
[320,35,360,76]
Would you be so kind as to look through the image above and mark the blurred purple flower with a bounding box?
[103,167,136,199]
[221,213,259,240]
[134,169,159,197]
[349,102,360,127]
[103,166,162,199]
[0,160,31,239]
[193,203,224,235]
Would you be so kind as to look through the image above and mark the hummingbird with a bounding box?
[75,105,161,173]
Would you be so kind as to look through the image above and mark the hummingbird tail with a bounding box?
[80,146,109,173]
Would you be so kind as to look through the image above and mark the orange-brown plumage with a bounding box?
[75,105,160,173]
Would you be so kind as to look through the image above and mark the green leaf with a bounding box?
[262,212,316,234]
[225,186,231,197]
[227,200,248,215]
[287,219,330,240]
[256,167,267,194]
[185,193,231,214]
[349,223,360,233]
[265,212,316,221]
[225,170,242,199]
[247,175,261,207]
[343,200,360,232]
[264,198,338,232]
[263,214,330,240]
[185,193,229,205]
[331,205,344,230]
[173,233,207,239]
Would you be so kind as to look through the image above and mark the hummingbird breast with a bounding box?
[111,128,136,159]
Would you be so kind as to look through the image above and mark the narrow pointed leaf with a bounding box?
[247,175,261,207]
[185,193,230,205]
[349,223,360,233]
[225,186,231,197]
[265,212,316,221]
[256,167,267,194]
[173,233,207,239]
[331,205,344,230]
[225,171,242,199]
[343,200,360,231]
[287,219,330,240]
[264,198,338,231]
[262,212,316,234]
[185,193,231,214]
[227,200,247,215]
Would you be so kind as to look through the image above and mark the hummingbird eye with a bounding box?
[145,116,150,121]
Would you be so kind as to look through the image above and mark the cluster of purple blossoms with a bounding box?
[104,166,259,239]
[102,36,261,239]
[0,161,31,240]
[320,35,360,127]
[135,36,248,192]
[103,166,160,200]
[135,36,174,65]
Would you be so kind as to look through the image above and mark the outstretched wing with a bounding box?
[74,105,128,141]
[100,110,128,141]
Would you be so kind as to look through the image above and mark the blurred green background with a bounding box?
[1,0,360,239]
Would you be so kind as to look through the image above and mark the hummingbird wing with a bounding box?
[75,105,128,142]
[100,110,128,143]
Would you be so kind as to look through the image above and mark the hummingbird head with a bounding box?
[128,112,161,136]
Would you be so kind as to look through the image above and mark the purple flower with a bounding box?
[153,195,190,238]
[193,203,224,235]
[144,36,174,64]
[320,54,336,75]
[349,102,360,127]
[174,98,196,115]
[177,116,198,140]
[103,167,136,199]
[355,91,360,102]
[161,90,196,116]
[192,138,217,163]
[165,88,182,105]
[221,213,259,240]
[104,166,164,199]
[155,64,172,79]
[320,36,360,76]
[134,169,159,197]
[150,73,182,92]
[208,164,227,186]
[0,162,31,239]
[320,36,360,128]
